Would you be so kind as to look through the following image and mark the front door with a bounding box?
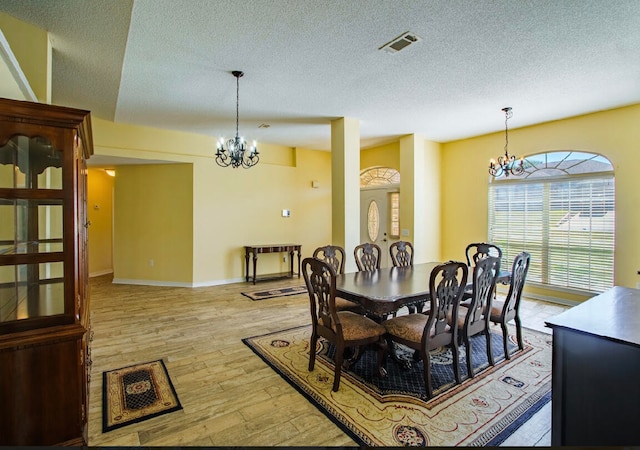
[360,187,398,268]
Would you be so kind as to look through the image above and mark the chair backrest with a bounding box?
[302,257,341,337]
[501,252,531,320]
[426,261,468,347]
[354,242,382,272]
[465,242,503,267]
[464,256,501,336]
[312,245,346,275]
[389,240,414,267]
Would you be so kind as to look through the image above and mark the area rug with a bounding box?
[102,359,182,432]
[241,285,307,300]
[243,325,552,446]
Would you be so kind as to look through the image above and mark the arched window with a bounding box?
[489,151,615,293]
[360,167,400,187]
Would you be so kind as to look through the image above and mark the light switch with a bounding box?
[282,209,291,217]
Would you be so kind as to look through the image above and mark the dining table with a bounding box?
[335,262,511,320]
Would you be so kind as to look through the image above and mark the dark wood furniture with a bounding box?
[336,262,440,319]
[457,256,501,378]
[389,240,414,267]
[545,286,640,446]
[312,244,345,274]
[0,98,93,445]
[354,242,382,272]
[302,257,387,391]
[489,251,531,360]
[382,261,468,398]
[244,244,301,284]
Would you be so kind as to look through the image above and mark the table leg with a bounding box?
[245,250,250,282]
[252,255,258,284]
[296,247,301,278]
[289,250,294,277]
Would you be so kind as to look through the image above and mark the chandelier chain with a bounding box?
[489,106,523,178]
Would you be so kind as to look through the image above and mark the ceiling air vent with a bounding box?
[379,31,422,54]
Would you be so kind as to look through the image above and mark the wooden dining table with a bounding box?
[336,262,511,319]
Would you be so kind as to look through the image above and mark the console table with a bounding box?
[545,286,640,446]
[245,244,302,284]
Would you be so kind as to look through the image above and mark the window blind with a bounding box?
[489,175,614,293]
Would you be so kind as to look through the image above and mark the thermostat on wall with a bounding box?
[282,209,291,217]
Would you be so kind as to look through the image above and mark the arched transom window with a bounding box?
[489,151,615,293]
[360,167,400,187]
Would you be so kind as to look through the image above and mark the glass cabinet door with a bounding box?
[0,134,68,330]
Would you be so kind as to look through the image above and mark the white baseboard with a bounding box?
[90,269,114,278]
[111,277,245,288]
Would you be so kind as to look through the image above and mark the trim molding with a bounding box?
[90,269,114,278]
[0,29,37,101]
[112,277,245,288]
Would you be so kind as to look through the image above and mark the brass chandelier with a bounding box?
[489,107,524,177]
[215,71,259,169]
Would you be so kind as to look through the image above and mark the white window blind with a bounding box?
[488,152,615,293]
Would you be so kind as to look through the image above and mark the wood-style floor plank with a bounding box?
[87,274,566,446]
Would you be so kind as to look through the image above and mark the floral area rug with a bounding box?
[102,359,182,433]
[241,285,307,300]
[243,325,552,446]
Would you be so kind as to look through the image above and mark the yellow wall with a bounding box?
[361,142,400,171]
[113,164,193,284]
[0,12,50,102]
[87,168,114,276]
[441,104,640,299]
[89,116,332,285]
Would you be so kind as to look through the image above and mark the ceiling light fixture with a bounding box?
[215,71,259,169]
[489,107,524,178]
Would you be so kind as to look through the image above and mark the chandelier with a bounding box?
[489,107,524,177]
[215,71,259,169]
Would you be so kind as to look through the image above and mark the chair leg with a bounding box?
[501,322,510,360]
[515,315,524,350]
[423,350,433,399]
[485,327,494,366]
[308,333,318,371]
[451,342,461,384]
[376,339,388,378]
[465,336,474,379]
[333,343,345,392]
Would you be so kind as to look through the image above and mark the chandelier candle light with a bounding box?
[489,107,524,177]
[215,71,259,169]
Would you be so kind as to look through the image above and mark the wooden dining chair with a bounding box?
[389,240,414,267]
[312,245,364,313]
[302,257,387,392]
[465,242,502,266]
[354,242,382,272]
[389,240,423,313]
[382,261,468,398]
[463,243,504,302]
[456,256,501,379]
[489,252,531,360]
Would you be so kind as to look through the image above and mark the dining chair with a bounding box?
[354,242,382,272]
[389,240,423,313]
[465,242,502,266]
[312,245,364,313]
[456,255,501,379]
[389,240,414,267]
[489,252,531,360]
[302,257,387,392]
[463,242,504,302]
[382,261,468,398]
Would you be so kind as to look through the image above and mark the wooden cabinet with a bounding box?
[545,286,640,446]
[0,97,93,445]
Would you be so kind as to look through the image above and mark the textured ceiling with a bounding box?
[1,0,639,153]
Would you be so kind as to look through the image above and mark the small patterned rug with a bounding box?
[241,285,307,300]
[102,359,182,433]
[243,325,552,446]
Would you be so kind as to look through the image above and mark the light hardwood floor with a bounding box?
[87,274,569,447]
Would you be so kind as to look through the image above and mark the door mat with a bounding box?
[102,359,182,433]
[242,325,552,446]
[241,285,307,300]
